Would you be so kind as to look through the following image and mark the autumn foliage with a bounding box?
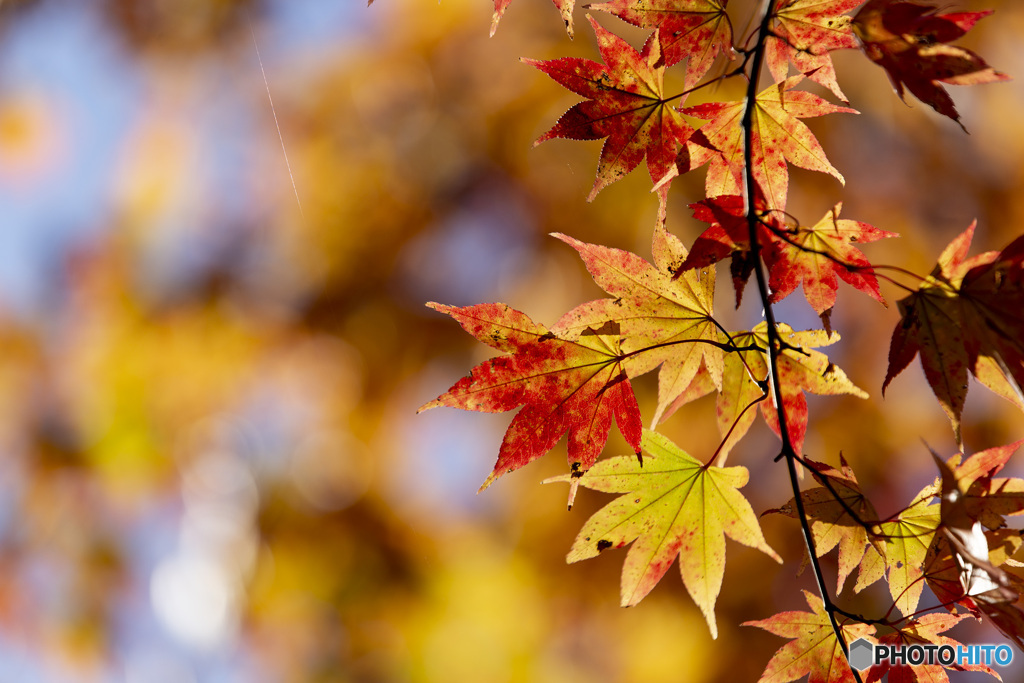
[418,0,1024,680]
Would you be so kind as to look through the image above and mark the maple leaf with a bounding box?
[925,445,1024,650]
[679,194,784,306]
[658,321,865,457]
[767,0,862,101]
[551,226,728,427]
[852,0,1009,129]
[924,529,1024,613]
[656,329,769,462]
[682,75,856,212]
[555,429,780,637]
[864,613,998,683]
[884,224,1024,440]
[419,302,642,493]
[932,452,1018,604]
[527,16,697,201]
[872,482,941,616]
[585,0,733,89]
[493,0,575,37]
[680,196,895,313]
[766,455,881,593]
[764,203,896,317]
[945,441,1024,531]
[745,590,872,683]
[958,233,1024,409]
[754,322,868,455]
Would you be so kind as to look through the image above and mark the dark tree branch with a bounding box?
[741,2,862,679]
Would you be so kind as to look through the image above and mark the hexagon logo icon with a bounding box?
[848,638,874,671]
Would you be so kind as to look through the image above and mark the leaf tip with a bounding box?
[478,471,500,493]
[425,301,445,313]
[416,398,441,413]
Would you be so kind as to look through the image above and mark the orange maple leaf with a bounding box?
[682,75,855,212]
[745,590,872,683]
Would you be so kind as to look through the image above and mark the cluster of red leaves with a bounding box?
[417,0,1022,680]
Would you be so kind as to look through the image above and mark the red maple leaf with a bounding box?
[682,75,855,212]
[419,302,642,492]
[884,224,1024,439]
[678,197,892,317]
[767,0,862,101]
[678,194,783,306]
[852,0,1009,129]
[764,202,896,316]
[586,0,733,89]
[527,16,698,201]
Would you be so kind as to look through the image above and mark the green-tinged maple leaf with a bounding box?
[552,227,726,426]
[553,430,780,637]
[765,203,896,316]
[657,329,768,462]
[745,590,872,683]
[864,613,999,683]
[682,75,856,212]
[527,16,698,202]
[852,0,1009,129]
[754,322,868,455]
[493,0,575,37]
[419,302,642,493]
[585,0,732,89]
[872,483,941,616]
[884,224,1024,440]
[767,0,862,101]
[766,455,881,593]
[661,322,865,457]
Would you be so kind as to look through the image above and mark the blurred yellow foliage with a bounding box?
[0,0,1020,680]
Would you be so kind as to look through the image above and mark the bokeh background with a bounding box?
[1,0,1023,680]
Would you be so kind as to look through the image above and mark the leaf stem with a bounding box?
[740,2,860,679]
[705,391,768,468]
[663,65,747,105]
